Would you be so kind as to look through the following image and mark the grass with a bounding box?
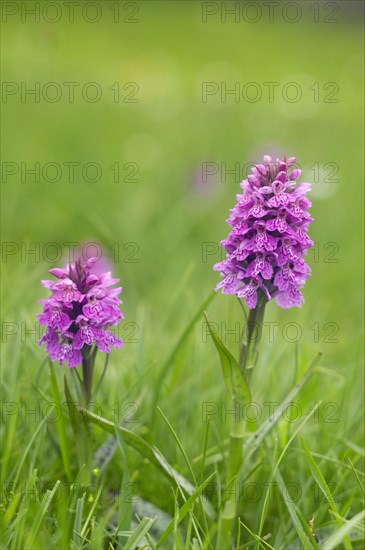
[1,1,364,548]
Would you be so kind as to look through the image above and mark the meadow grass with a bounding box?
[1,1,364,548]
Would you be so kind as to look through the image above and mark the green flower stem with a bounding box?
[219,293,267,548]
[218,426,245,548]
[81,345,97,405]
[239,290,267,377]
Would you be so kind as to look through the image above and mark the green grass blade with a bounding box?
[184,504,194,550]
[157,407,197,484]
[301,436,353,549]
[204,312,251,413]
[24,480,61,548]
[73,493,85,546]
[238,519,275,549]
[13,411,51,487]
[114,425,133,542]
[88,518,105,548]
[274,468,317,549]
[9,469,38,550]
[123,517,156,550]
[79,406,216,518]
[347,457,365,497]
[257,403,320,545]
[240,353,322,471]
[155,412,208,550]
[48,361,72,480]
[199,421,210,485]
[1,390,19,483]
[322,509,365,550]
[156,472,216,548]
[80,485,102,539]
[173,527,185,549]
[151,291,215,421]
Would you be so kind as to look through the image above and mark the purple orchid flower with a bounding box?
[214,155,314,309]
[38,257,123,368]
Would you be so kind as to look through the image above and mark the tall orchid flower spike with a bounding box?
[214,155,313,309]
[210,155,314,548]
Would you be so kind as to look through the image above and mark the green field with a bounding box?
[1,1,364,548]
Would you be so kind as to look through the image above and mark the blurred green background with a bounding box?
[1,0,364,518]
[2,0,363,361]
